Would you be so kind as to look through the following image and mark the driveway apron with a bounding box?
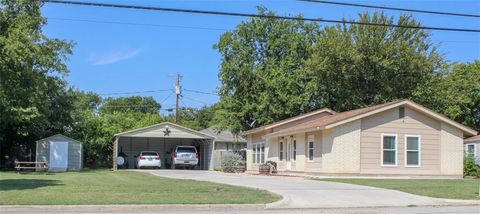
[142,170,475,209]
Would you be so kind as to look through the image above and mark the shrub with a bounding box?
[221,152,245,172]
[463,154,480,178]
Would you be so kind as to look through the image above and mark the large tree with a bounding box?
[0,0,74,159]
[68,92,167,166]
[215,10,444,132]
[178,104,218,131]
[214,7,319,133]
[304,12,443,112]
[414,61,480,130]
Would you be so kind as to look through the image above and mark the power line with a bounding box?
[184,88,220,96]
[47,17,228,31]
[182,95,210,106]
[46,16,480,44]
[298,0,480,18]
[99,89,172,96]
[100,104,161,108]
[161,91,175,104]
[42,0,480,33]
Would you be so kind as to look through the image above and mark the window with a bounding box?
[253,144,257,163]
[293,140,297,161]
[382,134,397,166]
[253,142,265,164]
[466,144,476,157]
[405,135,421,166]
[260,143,265,163]
[307,135,314,161]
[279,141,284,161]
[256,144,260,164]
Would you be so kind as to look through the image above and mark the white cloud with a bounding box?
[91,49,142,65]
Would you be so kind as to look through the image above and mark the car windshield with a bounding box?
[141,152,158,156]
[177,147,196,153]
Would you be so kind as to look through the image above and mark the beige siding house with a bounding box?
[464,135,480,159]
[245,100,477,176]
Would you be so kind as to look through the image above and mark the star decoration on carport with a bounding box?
[163,126,171,136]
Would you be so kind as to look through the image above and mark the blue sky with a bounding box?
[41,0,480,111]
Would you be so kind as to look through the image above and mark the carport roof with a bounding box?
[114,122,214,139]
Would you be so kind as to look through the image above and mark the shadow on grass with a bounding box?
[0,179,63,191]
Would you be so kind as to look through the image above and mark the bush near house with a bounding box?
[464,154,480,178]
[221,152,245,172]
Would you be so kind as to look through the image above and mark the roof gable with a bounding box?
[115,122,214,139]
[36,134,83,144]
[465,135,480,143]
[265,100,477,138]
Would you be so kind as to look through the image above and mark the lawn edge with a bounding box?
[317,178,480,201]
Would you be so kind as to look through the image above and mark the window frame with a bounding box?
[252,142,265,165]
[381,133,398,167]
[279,140,284,161]
[404,135,421,167]
[465,143,477,157]
[293,139,297,161]
[307,135,315,162]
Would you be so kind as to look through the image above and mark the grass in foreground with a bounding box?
[321,178,480,200]
[0,170,280,205]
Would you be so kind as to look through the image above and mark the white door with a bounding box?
[286,138,291,170]
[49,141,68,171]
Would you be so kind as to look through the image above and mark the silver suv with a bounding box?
[168,146,198,169]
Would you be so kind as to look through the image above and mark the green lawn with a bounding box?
[322,178,480,200]
[0,170,280,205]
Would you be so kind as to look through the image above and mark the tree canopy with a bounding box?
[1,2,478,168]
[414,61,480,130]
[215,9,452,133]
[214,7,319,133]
[0,0,74,159]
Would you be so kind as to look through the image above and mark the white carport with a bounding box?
[113,122,214,170]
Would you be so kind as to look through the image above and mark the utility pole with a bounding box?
[175,73,182,123]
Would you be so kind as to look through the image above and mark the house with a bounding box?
[36,134,83,171]
[464,135,480,160]
[244,100,477,176]
[201,127,247,152]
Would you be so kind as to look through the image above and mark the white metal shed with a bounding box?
[36,134,83,171]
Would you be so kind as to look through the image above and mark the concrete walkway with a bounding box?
[143,170,479,209]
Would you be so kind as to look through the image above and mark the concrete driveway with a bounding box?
[142,170,478,209]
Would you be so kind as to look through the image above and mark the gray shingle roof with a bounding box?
[200,127,246,143]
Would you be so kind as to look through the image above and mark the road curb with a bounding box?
[0,204,266,212]
[265,195,290,209]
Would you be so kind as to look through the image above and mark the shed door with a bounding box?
[49,141,68,169]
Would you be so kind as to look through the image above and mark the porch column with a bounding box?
[209,139,215,170]
[113,136,119,170]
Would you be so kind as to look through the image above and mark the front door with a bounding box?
[49,141,68,171]
[286,138,292,170]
